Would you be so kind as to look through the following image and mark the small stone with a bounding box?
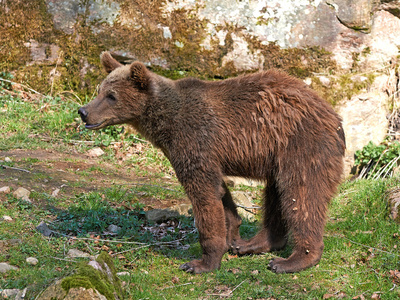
[86,147,105,157]
[1,289,20,298]
[107,224,121,233]
[145,209,180,223]
[303,78,312,85]
[117,271,130,276]
[3,216,13,221]
[51,188,60,198]
[0,262,18,273]
[67,248,91,258]
[4,157,12,163]
[13,187,31,202]
[36,221,53,237]
[318,75,331,87]
[0,186,10,193]
[26,257,39,265]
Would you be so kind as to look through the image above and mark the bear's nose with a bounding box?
[78,107,88,122]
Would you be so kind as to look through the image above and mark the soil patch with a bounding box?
[0,149,188,210]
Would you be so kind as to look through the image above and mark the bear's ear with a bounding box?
[130,62,149,90]
[100,52,123,73]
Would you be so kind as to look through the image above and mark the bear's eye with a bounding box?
[107,94,116,102]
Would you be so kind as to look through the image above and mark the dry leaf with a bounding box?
[228,268,241,274]
[389,270,400,283]
[171,276,179,284]
[371,292,381,299]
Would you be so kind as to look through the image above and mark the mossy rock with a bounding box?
[38,252,123,300]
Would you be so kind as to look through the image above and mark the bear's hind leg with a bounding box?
[268,185,328,273]
[232,181,287,255]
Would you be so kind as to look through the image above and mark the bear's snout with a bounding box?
[78,107,88,122]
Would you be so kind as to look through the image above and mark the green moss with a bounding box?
[246,35,337,79]
[310,73,376,106]
[61,252,123,300]
[0,0,373,107]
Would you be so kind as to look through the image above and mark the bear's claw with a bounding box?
[179,263,194,273]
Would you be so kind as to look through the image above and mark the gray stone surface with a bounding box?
[337,91,390,175]
[0,262,18,273]
[145,209,180,223]
[36,221,54,237]
[38,0,400,72]
[231,191,258,221]
[13,187,31,202]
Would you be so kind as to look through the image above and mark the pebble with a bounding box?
[1,289,20,298]
[26,257,39,265]
[13,187,31,202]
[0,186,10,193]
[117,271,130,276]
[2,216,13,222]
[4,157,12,163]
[86,147,105,157]
[51,188,60,198]
[0,262,18,273]
[67,248,93,259]
[36,221,53,237]
[107,224,121,233]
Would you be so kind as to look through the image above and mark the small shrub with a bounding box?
[354,140,400,178]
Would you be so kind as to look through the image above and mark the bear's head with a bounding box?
[78,52,150,130]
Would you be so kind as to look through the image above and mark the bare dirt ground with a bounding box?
[0,148,189,210]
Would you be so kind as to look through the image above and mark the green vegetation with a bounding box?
[355,140,400,179]
[61,252,123,300]
[0,83,399,299]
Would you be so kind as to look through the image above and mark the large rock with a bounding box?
[337,91,390,174]
[328,0,374,31]
[38,252,122,300]
[364,10,400,70]
[4,0,400,95]
[231,191,258,221]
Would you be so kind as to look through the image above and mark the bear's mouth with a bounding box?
[84,121,106,130]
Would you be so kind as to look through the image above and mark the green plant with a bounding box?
[0,71,14,90]
[354,140,400,178]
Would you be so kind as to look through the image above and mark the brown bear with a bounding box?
[78,52,345,274]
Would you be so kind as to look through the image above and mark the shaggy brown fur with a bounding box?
[78,52,345,274]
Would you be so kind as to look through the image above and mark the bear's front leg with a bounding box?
[178,178,229,273]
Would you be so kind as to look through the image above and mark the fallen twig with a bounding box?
[48,256,79,263]
[207,279,247,297]
[341,236,400,257]
[69,236,147,245]
[0,164,31,173]
[0,77,43,96]
[236,204,261,210]
[160,282,194,290]
[111,229,197,257]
